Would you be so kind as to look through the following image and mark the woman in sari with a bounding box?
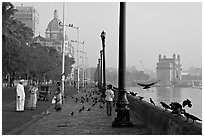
[28,81,38,110]
[54,81,62,111]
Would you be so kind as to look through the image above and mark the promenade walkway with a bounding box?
[19,87,151,135]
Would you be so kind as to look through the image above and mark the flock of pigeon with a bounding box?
[67,81,201,124]
[127,81,202,123]
[69,88,105,117]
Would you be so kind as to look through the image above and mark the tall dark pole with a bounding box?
[97,59,101,89]
[112,2,133,127]
[100,31,106,98]
[100,50,103,91]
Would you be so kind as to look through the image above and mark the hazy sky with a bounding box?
[13,2,202,71]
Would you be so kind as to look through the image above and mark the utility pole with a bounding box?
[61,2,66,103]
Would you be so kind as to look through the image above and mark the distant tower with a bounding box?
[159,54,161,61]
[156,54,182,86]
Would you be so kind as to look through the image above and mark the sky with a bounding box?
[12,1,202,71]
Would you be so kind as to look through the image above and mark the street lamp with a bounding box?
[70,40,85,89]
[68,25,80,93]
[100,50,103,93]
[112,2,133,127]
[100,31,106,98]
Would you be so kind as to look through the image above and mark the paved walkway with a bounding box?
[20,87,151,135]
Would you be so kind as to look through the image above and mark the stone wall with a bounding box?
[128,95,202,135]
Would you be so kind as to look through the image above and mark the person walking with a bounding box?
[16,79,25,112]
[28,81,38,110]
[54,81,62,111]
[105,84,115,116]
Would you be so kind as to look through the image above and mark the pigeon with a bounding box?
[182,99,192,108]
[149,98,155,105]
[182,109,202,123]
[137,80,160,89]
[170,102,182,110]
[130,91,137,96]
[99,105,104,109]
[87,108,91,111]
[170,102,183,116]
[138,96,144,101]
[160,102,171,111]
[78,108,83,113]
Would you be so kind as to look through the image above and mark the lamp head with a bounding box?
[100,30,106,38]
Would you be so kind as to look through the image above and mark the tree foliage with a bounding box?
[2,2,75,85]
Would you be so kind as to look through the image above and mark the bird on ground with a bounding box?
[138,96,144,101]
[86,97,89,102]
[70,111,74,116]
[137,80,160,90]
[160,102,171,111]
[71,96,75,99]
[182,109,202,123]
[78,108,83,113]
[182,99,192,108]
[92,102,97,107]
[149,98,155,105]
[99,105,104,109]
[82,106,85,110]
[81,96,85,100]
[87,108,91,111]
[81,100,85,104]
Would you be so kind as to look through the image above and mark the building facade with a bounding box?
[156,54,182,86]
[14,4,39,37]
[45,9,74,57]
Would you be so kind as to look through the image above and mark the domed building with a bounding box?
[45,9,73,57]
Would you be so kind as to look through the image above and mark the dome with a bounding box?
[46,9,62,32]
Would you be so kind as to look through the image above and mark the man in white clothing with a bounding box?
[105,84,115,116]
[16,79,25,112]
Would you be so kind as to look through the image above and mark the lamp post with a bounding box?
[112,2,133,127]
[70,40,85,89]
[61,2,66,103]
[100,31,106,98]
[69,25,80,93]
[98,58,101,89]
[100,50,103,92]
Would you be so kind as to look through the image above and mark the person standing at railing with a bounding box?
[105,84,115,116]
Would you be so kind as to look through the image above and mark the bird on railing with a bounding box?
[129,91,137,97]
[149,98,155,105]
[160,101,171,111]
[138,96,144,101]
[169,102,183,116]
[137,80,160,90]
[182,109,202,123]
[182,99,192,108]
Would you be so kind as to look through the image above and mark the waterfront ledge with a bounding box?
[128,95,202,135]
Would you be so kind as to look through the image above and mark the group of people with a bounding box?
[16,80,63,112]
[16,78,115,116]
[16,80,38,112]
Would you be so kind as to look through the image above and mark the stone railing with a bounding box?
[128,95,202,135]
